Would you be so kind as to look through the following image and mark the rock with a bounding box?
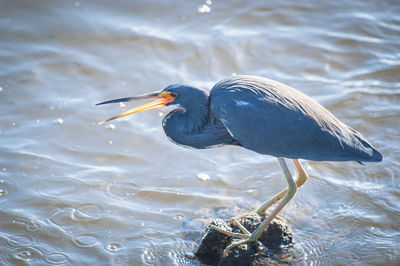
[195,212,293,265]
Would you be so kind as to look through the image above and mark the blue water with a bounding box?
[0,0,399,264]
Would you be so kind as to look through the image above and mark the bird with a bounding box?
[96,75,382,256]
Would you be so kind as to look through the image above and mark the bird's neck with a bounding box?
[162,100,210,148]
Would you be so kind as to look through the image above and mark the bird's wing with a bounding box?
[209,76,380,161]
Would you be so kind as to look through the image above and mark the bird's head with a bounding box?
[96,84,207,125]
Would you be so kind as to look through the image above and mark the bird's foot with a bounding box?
[229,210,285,224]
[209,211,285,257]
[210,218,251,238]
[209,214,269,257]
[223,237,259,257]
[228,210,257,223]
[209,210,257,238]
[210,222,259,257]
[259,212,285,223]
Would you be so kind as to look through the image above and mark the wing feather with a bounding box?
[209,75,381,162]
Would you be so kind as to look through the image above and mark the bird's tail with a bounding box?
[350,128,383,162]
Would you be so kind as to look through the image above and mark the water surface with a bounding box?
[1,0,399,265]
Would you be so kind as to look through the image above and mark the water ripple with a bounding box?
[1,0,399,265]
[10,246,44,263]
[45,252,70,265]
[105,242,123,252]
[12,217,42,232]
[49,203,106,228]
[71,233,100,248]
[106,181,140,200]
[141,238,198,265]
[143,229,162,240]
[5,234,35,247]
[72,203,105,222]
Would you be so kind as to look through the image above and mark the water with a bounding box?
[1,0,399,265]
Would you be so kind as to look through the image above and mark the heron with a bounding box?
[96,75,382,256]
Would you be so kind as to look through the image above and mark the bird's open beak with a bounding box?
[96,91,176,125]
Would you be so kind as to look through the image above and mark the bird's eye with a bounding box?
[170,92,178,98]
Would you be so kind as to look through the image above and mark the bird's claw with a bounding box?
[228,210,256,223]
[261,212,285,223]
[231,219,251,236]
[210,218,259,257]
[210,210,285,257]
[209,225,249,239]
[223,237,260,257]
[256,210,285,223]
[229,210,284,223]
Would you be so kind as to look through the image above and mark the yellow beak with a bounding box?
[96,91,176,125]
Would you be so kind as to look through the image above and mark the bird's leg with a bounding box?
[255,159,308,215]
[210,159,309,247]
[292,159,309,188]
[209,218,251,239]
[223,159,307,236]
[223,158,297,256]
[228,159,308,226]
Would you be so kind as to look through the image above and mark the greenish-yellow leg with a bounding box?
[223,158,297,256]
[255,159,308,215]
[216,158,308,225]
[210,158,308,256]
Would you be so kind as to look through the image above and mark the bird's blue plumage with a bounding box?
[97,74,382,252]
[162,75,382,162]
[162,84,238,149]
